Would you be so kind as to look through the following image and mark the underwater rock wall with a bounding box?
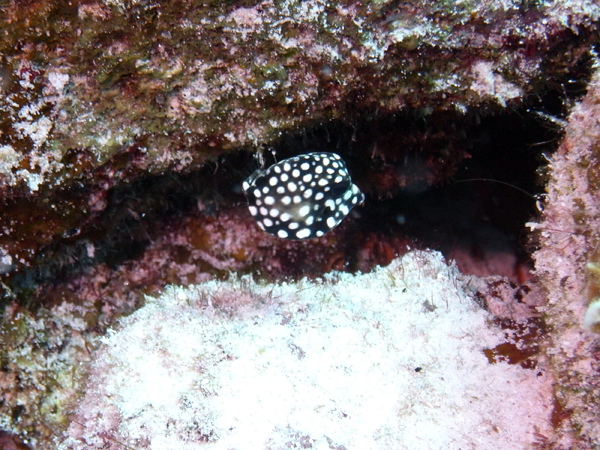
[1,1,600,449]
[0,0,596,181]
[4,251,553,450]
[531,66,600,449]
[0,0,599,273]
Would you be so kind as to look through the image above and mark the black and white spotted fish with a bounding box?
[242,152,364,240]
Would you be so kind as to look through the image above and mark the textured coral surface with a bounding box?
[0,0,595,180]
[1,1,600,449]
[60,252,552,450]
[0,0,598,275]
[531,67,600,449]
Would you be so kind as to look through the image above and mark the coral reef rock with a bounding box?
[0,0,599,273]
[55,251,551,450]
[531,66,600,449]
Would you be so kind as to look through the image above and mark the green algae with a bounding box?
[0,304,93,442]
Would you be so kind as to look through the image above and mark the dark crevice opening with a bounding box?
[269,107,559,280]
[0,111,562,297]
[1,63,592,301]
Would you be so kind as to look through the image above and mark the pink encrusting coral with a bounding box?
[529,66,600,449]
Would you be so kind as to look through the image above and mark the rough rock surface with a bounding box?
[0,0,599,273]
[3,252,553,450]
[0,0,596,186]
[530,66,600,449]
[1,1,600,449]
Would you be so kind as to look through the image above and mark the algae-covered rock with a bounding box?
[1,0,599,192]
[2,252,554,450]
[531,67,600,449]
[0,301,95,446]
[0,0,598,279]
[2,2,600,448]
